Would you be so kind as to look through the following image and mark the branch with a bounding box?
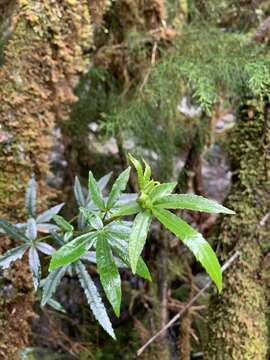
[137,251,241,357]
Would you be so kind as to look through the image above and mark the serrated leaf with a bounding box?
[74,176,86,207]
[148,182,177,202]
[96,232,121,317]
[53,215,73,232]
[128,154,144,190]
[36,242,55,255]
[110,201,141,218]
[0,219,29,242]
[88,171,106,210]
[29,246,41,291]
[49,232,97,271]
[26,218,37,241]
[0,244,28,269]
[79,207,103,230]
[82,251,126,268]
[105,222,132,240]
[36,203,65,224]
[152,207,222,292]
[129,210,152,274]
[154,194,235,214]
[107,167,131,209]
[41,265,68,306]
[75,261,115,339]
[85,172,113,207]
[25,177,37,218]
[107,234,151,281]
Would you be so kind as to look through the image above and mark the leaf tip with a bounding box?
[130,261,137,275]
[215,270,222,293]
[114,307,121,318]
[110,331,117,340]
[217,281,222,294]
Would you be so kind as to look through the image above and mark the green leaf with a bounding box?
[28,246,41,291]
[25,177,37,218]
[26,218,37,241]
[50,230,64,246]
[41,265,68,306]
[129,210,152,274]
[75,261,116,339]
[107,234,152,281]
[47,298,66,313]
[82,251,126,268]
[49,232,97,271]
[79,207,103,230]
[152,207,222,292]
[148,182,177,202]
[0,244,28,269]
[74,176,86,207]
[142,159,151,186]
[36,203,65,223]
[96,232,121,317]
[88,171,105,210]
[0,219,29,242]
[154,194,235,214]
[53,215,73,232]
[85,172,113,207]
[97,171,113,191]
[107,167,131,209]
[128,154,144,190]
[63,231,73,243]
[105,222,131,240]
[110,201,141,218]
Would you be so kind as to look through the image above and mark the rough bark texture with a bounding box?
[204,98,270,359]
[0,1,91,358]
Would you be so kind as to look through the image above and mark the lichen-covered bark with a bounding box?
[204,98,270,359]
[0,1,91,358]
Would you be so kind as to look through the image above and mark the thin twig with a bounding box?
[137,251,241,357]
[259,212,270,227]
[139,42,157,92]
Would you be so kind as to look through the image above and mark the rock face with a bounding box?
[0,1,91,358]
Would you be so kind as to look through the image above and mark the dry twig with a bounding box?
[137,251,241,357]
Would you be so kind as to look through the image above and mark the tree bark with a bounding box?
[204,98,270,359]
[0,1,91,358]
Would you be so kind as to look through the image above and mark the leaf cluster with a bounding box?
[0,156,234,338]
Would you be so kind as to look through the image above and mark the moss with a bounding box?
[204,98,270,359]
[0,1,91,358]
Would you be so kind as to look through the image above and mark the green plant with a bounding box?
[0,155,234,338]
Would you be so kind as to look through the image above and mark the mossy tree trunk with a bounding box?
[0,1,91,358]
[204,98,270,359]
